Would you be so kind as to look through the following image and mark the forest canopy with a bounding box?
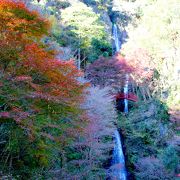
[0,0,179,179]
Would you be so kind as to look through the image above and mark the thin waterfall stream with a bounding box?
[111,24,127,180]
[113,24,121,52]
[124,74,129,114]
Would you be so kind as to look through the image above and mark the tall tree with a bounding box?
[0,0,86,177]
[122,0,180,106]
[62,86,117,179]
[61,2,111,67]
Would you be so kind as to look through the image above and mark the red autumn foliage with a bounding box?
[0,0,50,38]
[124,48,154,83]
[0,112,10,118]
[0,0,86,145]
[0,0,86,103]
[0,0,90,176]
[86,53,134,90]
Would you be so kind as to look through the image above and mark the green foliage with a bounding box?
[0,76,83,178]
[33,0,112,63]
[160,145,179,171]
[61,2,104,47]
[88,38,112,62]
[44,0,70,16]
[83,0,97,5]
[118,2,180,177]
[117,100,174,176]
[83,0,111,6]
[156,101,169,122]
[54,1,70,9]
[0,122,43,178]
[135,157,174,180]
[0,1,86,178]
[122,0,180,108]
[61,2,111,62]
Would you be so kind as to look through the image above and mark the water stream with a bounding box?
[111,24,127,180]
[124,74,129,114]
[113,24,121,51]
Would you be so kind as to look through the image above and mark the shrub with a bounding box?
[135,157,174,180]
[160,145,179,171]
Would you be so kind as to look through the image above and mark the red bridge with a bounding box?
[115,92,138,102]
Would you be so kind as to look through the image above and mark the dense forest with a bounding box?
[0,0,179,179]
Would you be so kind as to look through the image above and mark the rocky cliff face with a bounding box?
[99,10,112,42]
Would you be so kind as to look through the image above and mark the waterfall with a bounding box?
[113,24,121,52]
[111,24,127,180]
[112,130,127,180]
[124,74,129,113]
[113,24,129,113]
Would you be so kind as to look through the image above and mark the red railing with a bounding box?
[115,92,138,102]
